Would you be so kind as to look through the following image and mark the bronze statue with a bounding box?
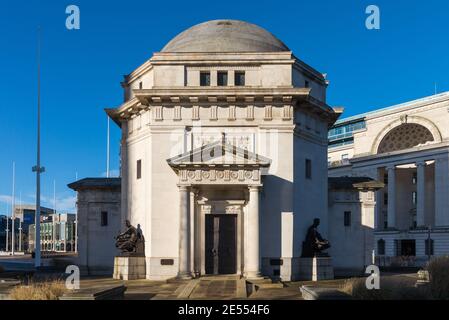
[115,220,144,255]
[302,218,331,257]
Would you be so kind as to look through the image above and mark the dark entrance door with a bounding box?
[205,214,237,275]
[400,240,416,256]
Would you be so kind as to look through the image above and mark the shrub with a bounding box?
[9,280,67,300]
[340,277,428,300]
[426,256,449,300]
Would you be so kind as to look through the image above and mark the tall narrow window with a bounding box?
[101,211,108,227]
[234,71,245,86]
[344,211,351,226]
[412,172,417,184]
[139,81,143,89]
[200,72,211,86]
[425,239,434,255]
[217,71,228,86]
[137,159,142,180]
[305,159,312,179]
[412,191,417,206]
[305,80,310,88]
[377,239,385,255]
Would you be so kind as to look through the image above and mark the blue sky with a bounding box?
[0,0,448,214]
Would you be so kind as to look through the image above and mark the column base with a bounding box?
[244,271,263,280]
[177,272,193,280]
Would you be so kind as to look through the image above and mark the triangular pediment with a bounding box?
[167,140,271,168]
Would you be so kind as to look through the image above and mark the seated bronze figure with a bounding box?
[302,218,331,257]
[115,220,144,255]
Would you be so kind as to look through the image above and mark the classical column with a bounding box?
[246,185,261,279]
[178,185,191,279]
[435,158,449,226]
[416,162,426,227]
[387,166,396,229]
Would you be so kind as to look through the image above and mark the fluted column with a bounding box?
[387,166,396,229]
[245,185,261,279]
[178,185,191,279]
[416,162,426,227]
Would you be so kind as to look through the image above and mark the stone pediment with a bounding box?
[167,140,271,169]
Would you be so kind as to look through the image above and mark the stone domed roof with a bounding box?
[161,20,290,53]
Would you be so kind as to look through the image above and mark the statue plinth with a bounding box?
[298,256,334,281]
[113,256,146,281]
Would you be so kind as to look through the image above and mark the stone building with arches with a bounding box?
[328,92,449,268]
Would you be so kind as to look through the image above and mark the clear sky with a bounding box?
[0,0,448,214]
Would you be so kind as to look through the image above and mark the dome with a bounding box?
[161,20,290,53]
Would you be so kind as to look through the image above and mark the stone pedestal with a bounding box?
[298,257,334,281]
[113,256,146,280]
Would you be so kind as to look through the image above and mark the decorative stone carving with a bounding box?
[378,123,434,154]
[179,168,260,184]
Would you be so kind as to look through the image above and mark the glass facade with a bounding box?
[328,119,366,148]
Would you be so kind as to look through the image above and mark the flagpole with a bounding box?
[53,180,56,251]
[32,26,44,268]
[107,116,110,178]
[11,162,15,255]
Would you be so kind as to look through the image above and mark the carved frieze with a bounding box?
[179,168,260,184]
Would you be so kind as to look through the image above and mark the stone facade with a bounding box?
[105,20,339,280]
[328,92,449,268]
[68,178,121,275]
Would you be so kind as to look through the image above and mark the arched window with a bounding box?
[377,239,386,255]
[378,124,434,154]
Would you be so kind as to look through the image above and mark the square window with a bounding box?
[200,72,210,86]
[305,159,312,179]
[100,211,108,227]
[234,71,245,86]
[344,211,351,226]
[137,159,142,180]
[217,71,228,86]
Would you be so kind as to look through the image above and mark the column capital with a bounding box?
[386,165,396,171]
[177,184,191,191]
[248,184,262,192]
[416,161,426,167]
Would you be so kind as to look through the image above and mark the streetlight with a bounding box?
[32,26,45,268]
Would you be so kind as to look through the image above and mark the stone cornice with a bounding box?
[107,87,338,126]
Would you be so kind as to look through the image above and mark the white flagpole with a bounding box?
[11,161,15,255]
[74,171,78,253]
[32,26,44,268]
[107,116,110,178]
[53,180,56,251]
